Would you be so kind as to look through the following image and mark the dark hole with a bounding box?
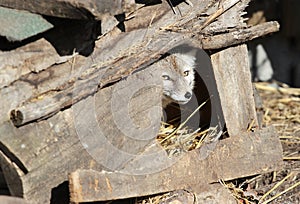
[50,181,70,204]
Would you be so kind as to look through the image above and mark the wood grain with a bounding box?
[69,126,283,202]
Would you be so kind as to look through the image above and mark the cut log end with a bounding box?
[10,109,24,127]
[69,171,84,203]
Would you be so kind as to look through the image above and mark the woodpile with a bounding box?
[0,0,283,203]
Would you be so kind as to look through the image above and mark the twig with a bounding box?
[260,180,300,204]
[160,98,210,143]
[199,0,241,30]
[259,172,294,202]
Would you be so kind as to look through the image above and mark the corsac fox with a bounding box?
[160,52,197,107]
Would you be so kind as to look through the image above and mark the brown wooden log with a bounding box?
[8,31,196,127]
[0,0,136,20]
[69,126,283,202]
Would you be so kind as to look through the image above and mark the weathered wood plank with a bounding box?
[0,0,136,20]
[69,126,283,202]
[0,65,162,203]
[8,31,196,127]
[202,21,280,50]
[0,196,29,204]
[0,39,73,89]
[210,44,258,136]
[5,0,260,127]
[0,150,24,197]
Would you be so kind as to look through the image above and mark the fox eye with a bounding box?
[183,70,189,76]
[162,75,170,80]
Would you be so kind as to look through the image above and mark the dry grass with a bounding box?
[137,81,300,204]
[156,99,221,157]
[222,82,300,204]
[254,82,300,204]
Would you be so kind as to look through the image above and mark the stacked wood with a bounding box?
[0,0,282,203]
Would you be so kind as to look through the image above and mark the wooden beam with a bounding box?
[202,21,280,50]
[69,126,283,202]
[0,196,29,204]
[211,44,259,136]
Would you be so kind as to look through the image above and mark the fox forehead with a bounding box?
[163,53,195,74]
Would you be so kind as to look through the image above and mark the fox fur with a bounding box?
[160,52,196,107]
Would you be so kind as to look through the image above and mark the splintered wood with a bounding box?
[0,0,283,203]
[69,127,283,202]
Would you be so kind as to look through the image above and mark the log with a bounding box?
[5,0,277,127]
[202,21,280,50]
[0,39,72,89]
[0,0,136,20]
[0,0,283,203]
[0,65,162,203]
[69,126,283,202]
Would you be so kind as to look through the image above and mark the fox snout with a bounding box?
[162,73,194,106]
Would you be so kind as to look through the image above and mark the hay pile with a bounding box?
[156,100,221,157]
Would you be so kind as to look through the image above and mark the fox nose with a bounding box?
[184,92,192,99]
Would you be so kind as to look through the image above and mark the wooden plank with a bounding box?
[0,0,136,20]
[5,0,263,127]
[0,6,53,41]
[0,151,24,197]
[210,44,259,136]
[69,126,283,202]
[195,184,237,204]
[202,21,280,50]
[0,196,29,204]
[8,31,195,127]
[0,65,162,203]
[0,39,71,89]
[2,0,265,128]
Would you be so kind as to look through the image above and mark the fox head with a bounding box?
[161,52,196,107]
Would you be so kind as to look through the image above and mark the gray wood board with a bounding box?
[69,126,283,202]
[0,65,162,203]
